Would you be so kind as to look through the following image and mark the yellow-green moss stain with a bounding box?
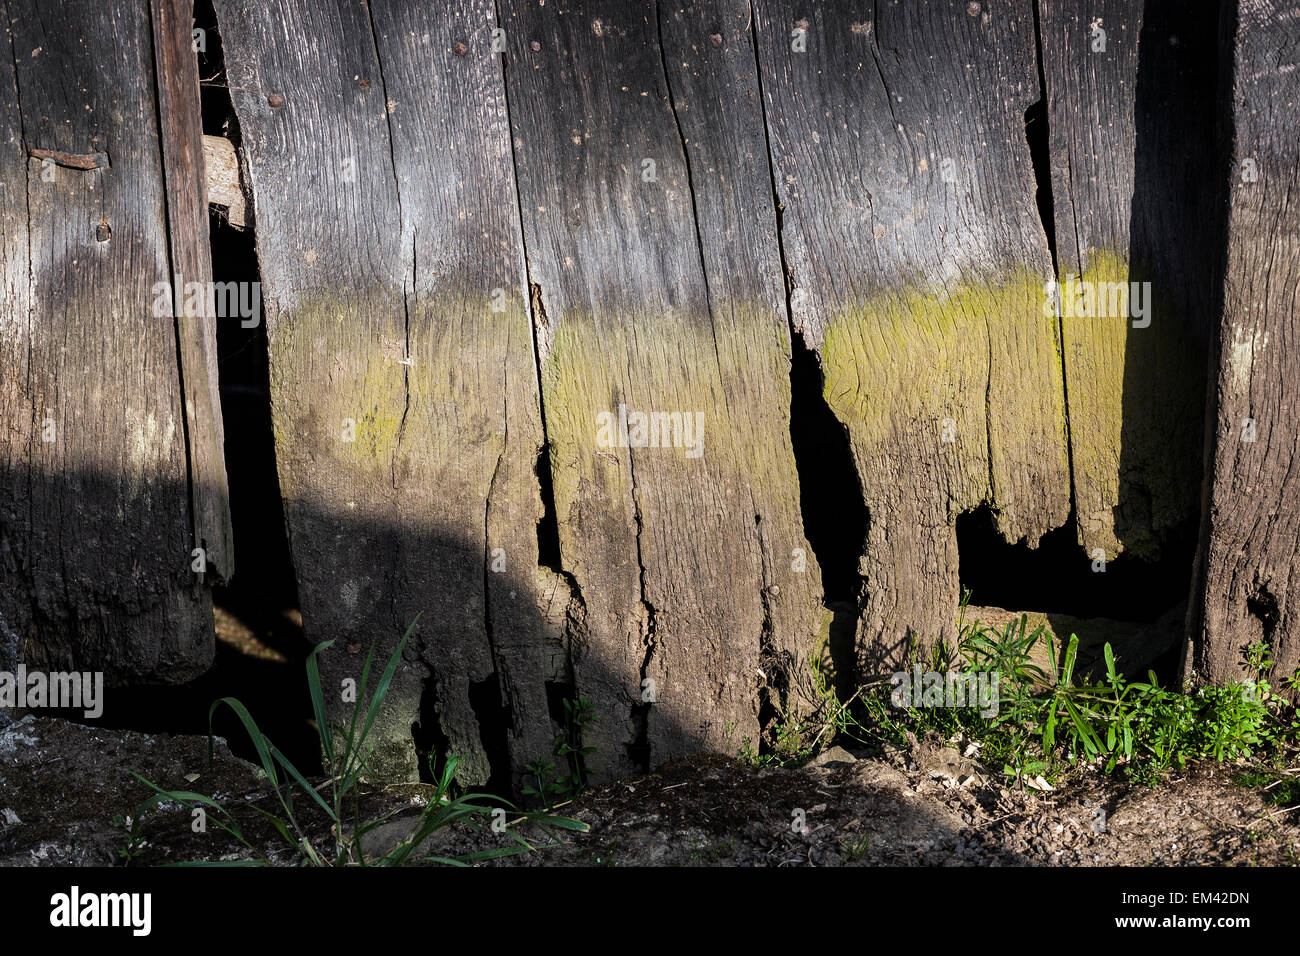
[539,301,825,673]
[1056,248,1133,560]
[820,268,1071,544]
[1057,246,1202,560]
[265,289,513,502]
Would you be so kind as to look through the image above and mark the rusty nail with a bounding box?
[95,218,110,242]
[453,41,467,55]
[359,77,370,89]
[267,92,284,108]
[967,2,981,15]
[529,39,541,51]
[709,33,723,47]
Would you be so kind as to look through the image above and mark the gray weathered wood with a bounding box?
[0,0,216,683]
[152,0,235,580]
[1186,0,1300,690]
[502,0,825,779]
[1039,0,1215,563]
[754,0,1069,670]
[216,0,553,783]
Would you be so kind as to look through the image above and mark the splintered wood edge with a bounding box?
[201,134,246,228]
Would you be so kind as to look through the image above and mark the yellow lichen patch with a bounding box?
[821,267,1070,542]
[1057,248,1133,559]
[539,300,825,719]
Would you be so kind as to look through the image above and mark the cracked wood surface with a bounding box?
[1187,0,1300,690]
[0,0,1266,780]
[502,0,823,781]
[0,0,219,683]
[215,0,551,784]
[1039,0,1216,563]
[754,0,1069,669]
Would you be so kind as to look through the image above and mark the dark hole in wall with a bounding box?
[956,506,1196,626]
[626,702,651,772]
[468,673,513,797]
[1247,588,1280,643]
[1026,0,1057,269]
[788,330,866,699]
[412,682,452,785]
[535,446,562,570]
[1024,98,1056,268]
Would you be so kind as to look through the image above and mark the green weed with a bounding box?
[129,616,587,865]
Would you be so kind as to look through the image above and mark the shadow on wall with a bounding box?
[1116,0,1222,565]
[0,462,711,799]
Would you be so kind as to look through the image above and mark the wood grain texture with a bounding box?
[502,0,824,780]
[216,0,551,783]
[151,0,234,580]
[754,0,1068,669]
[0,0,214,682]
[1039,0,1216,562]
[1187,0,1300,689]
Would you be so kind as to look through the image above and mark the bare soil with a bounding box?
[1,716,1295,867]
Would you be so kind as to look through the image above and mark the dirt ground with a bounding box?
[1,715,1296,867]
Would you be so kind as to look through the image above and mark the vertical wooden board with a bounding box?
[216,0,550,783]
[1039,0,1216,561]
[1189,0,1300,688]
[367,0,553,785]
[502,0,824,780]
[753,0,1069,668]
[0,0,213,683]
[0,0,32,678]
[656,1,826,699]
[151,0,234,580]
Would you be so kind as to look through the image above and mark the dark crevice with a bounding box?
[1026,1,1057,273]
[493,7,585,743]
[412,680,452,785]
[1247,586,1280,644]
[788,337,866,606]
[624,409,657,774]
[788,330,867,704]
[534,445,562,570]
[468,673,513,798]
[956,505,1197,626]
[1026,1,1079,548]
[749,10,866,707]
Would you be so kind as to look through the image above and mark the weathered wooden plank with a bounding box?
[1039,0,1216,562]
[501,0,825,779]
[754,0,1069,668]
[1187,0,1300,688]
[0,0,214,682]
[216,0,552,783]
[151,0,234,580]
